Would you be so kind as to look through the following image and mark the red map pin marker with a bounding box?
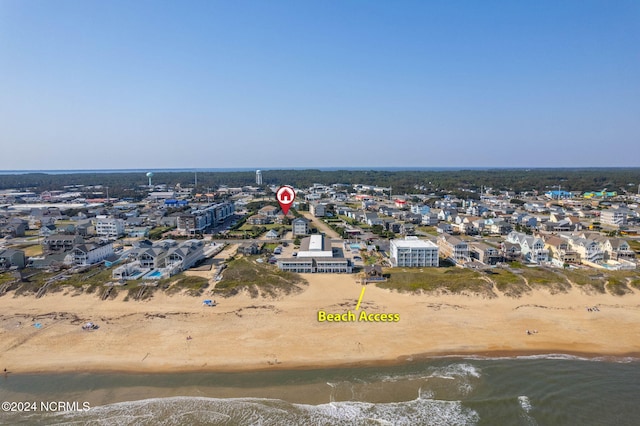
[276,185,296,215]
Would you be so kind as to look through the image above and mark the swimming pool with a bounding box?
[144,270,164,279]
[350,243,362,250]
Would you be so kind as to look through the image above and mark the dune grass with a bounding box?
[515,266,571,294]
[377,267,495,297]
[483,268,530,297]
[213,257,307,298]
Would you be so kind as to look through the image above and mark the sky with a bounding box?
[1,0,639,170]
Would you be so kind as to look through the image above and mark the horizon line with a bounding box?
[2,166,640,174]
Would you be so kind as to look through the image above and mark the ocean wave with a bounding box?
[461,354,640,363]
[518,395,532,413]
[39,396,479,426]
[518,395,538,426]
[375,362,482,383]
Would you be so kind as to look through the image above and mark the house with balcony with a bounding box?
[69,242,114,266]
[258,205,280,218]
[310,202,326,217]
[95,216,125,238]
[544,235,579,266]
[587,234,635,261]
[506,232,548,263]
[469,242,500,265]
[437,234,470,264]
[563,236,603,264]
[43,234,84,253]
[246,214,271,225]
[600,209,627,227]
[292,217,310,236]
[501,241,522,261]
[0,248,26,269]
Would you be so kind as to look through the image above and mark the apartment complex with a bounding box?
[278,235,352,273]
[95,216,125,238]
[600,209,627,227]
[390,237,439,267]
[176,202,235,235]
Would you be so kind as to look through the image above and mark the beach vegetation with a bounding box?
[483,268,530,297]
[213,257,307,298]
[627,239,640,254]
[149,226,174,240]
[605,279,632,296]
[562,269,606,293]
[518,267,571,294]
[377,267,495,297]
[165,274,209,296]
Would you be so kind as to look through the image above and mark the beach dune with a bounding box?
[1,274,639,374]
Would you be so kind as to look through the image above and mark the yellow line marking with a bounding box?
[355,286,366,311]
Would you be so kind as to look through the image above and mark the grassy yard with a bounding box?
[416,226,439,236]
[213,257,307,298]
[20,244,43,257]
[377,267,495,297]
[149,226,173,240]
[239,224,288,231]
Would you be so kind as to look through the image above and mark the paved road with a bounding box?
[300,211,341,239]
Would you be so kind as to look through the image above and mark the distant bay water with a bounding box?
[1,356,639,425]
[0,167,498,175]
[1,166,637,176]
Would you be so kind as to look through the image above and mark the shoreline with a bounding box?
[6,349,640,377]
[2,273,640,376]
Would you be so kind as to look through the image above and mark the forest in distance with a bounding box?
[1,168,639,200]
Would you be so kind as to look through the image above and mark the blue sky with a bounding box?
[1,0,639,170]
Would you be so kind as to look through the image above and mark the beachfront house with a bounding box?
[437,235,470,264]
[69,242,114,266]
[506,232,548,264]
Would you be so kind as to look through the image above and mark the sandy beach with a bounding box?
[1,274,640,374]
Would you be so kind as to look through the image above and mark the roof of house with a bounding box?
[392,238,438,249]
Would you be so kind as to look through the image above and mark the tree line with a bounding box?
[1,168,638,197]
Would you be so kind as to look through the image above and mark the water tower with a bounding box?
[146,172,154,187]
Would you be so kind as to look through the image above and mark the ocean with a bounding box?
[1,356,638,425]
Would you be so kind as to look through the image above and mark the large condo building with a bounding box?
[600,209,627,227]
[390,237,439,267]
[176,201,235,235]
[278,235,352,273]
[95,216,125,238]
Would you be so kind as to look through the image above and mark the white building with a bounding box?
[600,209,627,227]
[256,170,263,185]
[390,237,439,267]
[95,216,125,238]
[278,235,351,273]
[69,242,114,266]
[507,232,548,263]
